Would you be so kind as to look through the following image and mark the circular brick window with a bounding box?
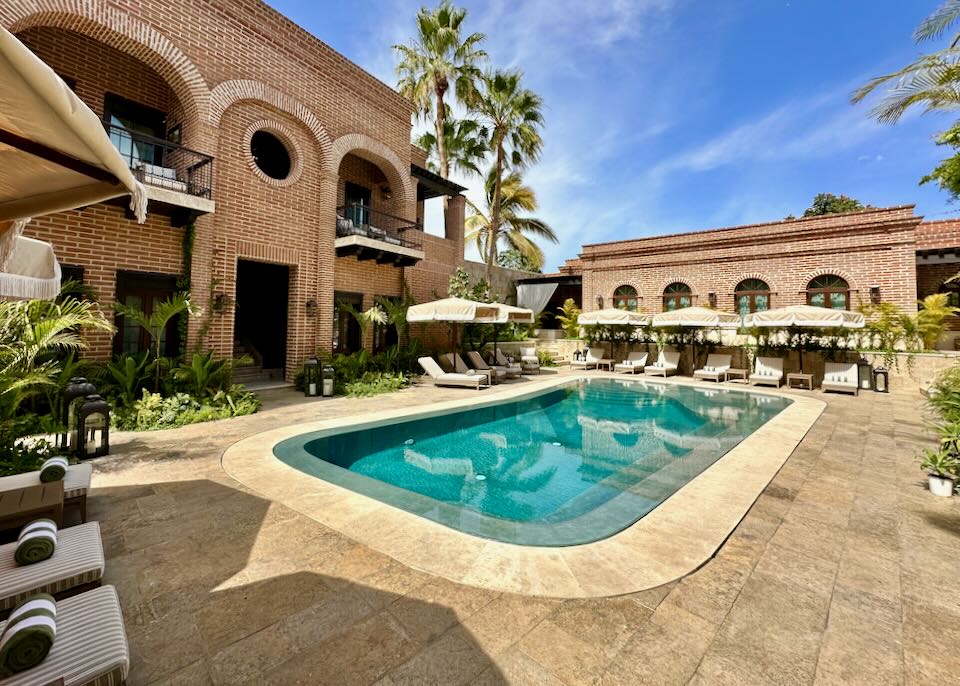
[245,122,302,187]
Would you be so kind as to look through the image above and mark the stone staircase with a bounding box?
[232,340,287,389]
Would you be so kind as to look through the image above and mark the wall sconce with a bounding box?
[596,296,604,309]
[380,185,392,200]
[708,292,717,308]
[305,299,318,317]
[870,286,881,304]
[213,293,230,314]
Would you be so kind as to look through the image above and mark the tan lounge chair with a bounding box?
[749,357,784,387]
[494,349,523,376]
[0,585,129,686]
[614,352,648,374]
[571,348,603,370]
[519,346,540,374]
[822,362,858,395]
[644,351,680,377]
[418,357,487,390]
[0,463,91,523]
[0,521,104,614]
[693,353,732,382]
[466,351,512,382]
[440,353,495,385]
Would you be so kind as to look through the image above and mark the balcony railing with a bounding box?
[104,122,214,199]
[336,204,422,251]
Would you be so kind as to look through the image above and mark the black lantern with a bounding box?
[856,359,873,391]
[322,365,335,397]
[873,367,890,393]
[303,357,320,397]
[77,394,109,459]
[60,377,96,453]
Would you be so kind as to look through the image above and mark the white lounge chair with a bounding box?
[749,357,784,387]
[418,357,487,390]
[693,354,732,382]
[440,353,495,386]
[644,351,680,377]
[571,348,604,370]
[0,463,92,522]
[0,522,104,613]
[822,362,859,395]
[519,347,540,374]
[614,352,648,374]
[465,351,508,383]
[494,349,523,376]
[0,585,129,686]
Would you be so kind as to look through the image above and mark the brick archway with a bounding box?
[209,80,333,166]
[327,133,415,207]
[5,1,209,121]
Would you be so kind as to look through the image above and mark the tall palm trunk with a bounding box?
[487,137,504,281]
[434,85,449,179]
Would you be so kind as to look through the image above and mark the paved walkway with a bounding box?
[89,373,959,685]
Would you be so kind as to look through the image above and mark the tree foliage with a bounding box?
[555,298,581,338]
[415,116,487,177]
[801,193,867,217]
[921,120,960,199]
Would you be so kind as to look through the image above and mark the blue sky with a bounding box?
[269,0,958,271]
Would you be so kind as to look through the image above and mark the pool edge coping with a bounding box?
[221,373,825,598]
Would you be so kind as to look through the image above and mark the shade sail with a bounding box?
[652,307,741,328]
[743,304,865,329]
[491,302,535,324]
[0,26,147,222]
[406,297,502,323]
[577,308,650,326]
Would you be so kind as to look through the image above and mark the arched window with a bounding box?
[612,285,638,311]
[734,279,771,315]
[663,282,692,311]
[807,275,849,310]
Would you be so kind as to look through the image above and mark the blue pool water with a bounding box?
[274,379,790,546]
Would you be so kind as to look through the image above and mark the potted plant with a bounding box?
[920,447,958,496]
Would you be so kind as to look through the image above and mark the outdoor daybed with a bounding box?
[418,357,488,390]
[693,354,732,382]
[822,361,859,395]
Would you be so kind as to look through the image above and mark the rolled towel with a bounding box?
[15,519,57,565]
[38,457,68,483]
[0,594,56,677]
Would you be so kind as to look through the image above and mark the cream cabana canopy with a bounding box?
[0,26,147,299]
[742,304,865,329]
[490,302,535,324]
[577,308,650,326]
[406,297,502,323]
[652,306,741,328]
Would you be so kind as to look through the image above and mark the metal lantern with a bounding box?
[60,377,96,453]
[873,367,890,393]
[303,357,320,397]
[856,359,874,391]
[322,365,335,397]
[76,394,109,459]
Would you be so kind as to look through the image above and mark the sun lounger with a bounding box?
[0,463,91,523]
[614,352,648,374]
[571,348,603,370]
[0,522,104,614]
[440,353,495,385]
[519,347,540,374]
[418,357,487,390]
[693,354,732,382]
[0,585,129,686]
[494,349,523,375]
[466,352,511,382]
[749,357,784,387]
[644,351,680,377]
[822,362,859,395]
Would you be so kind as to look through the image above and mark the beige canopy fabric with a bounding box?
[652,306,742,328]
[743,304,865,329]
[577,308,650,326]
[490,302,535,324]
[0,26,147,222]
[0,227,62,301]
[406,297,502,323]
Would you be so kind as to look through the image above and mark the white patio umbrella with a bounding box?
[577,308,651,360]
[407,297,502,353]
[0,26,147,299]
[652,306,742,370]
[743,304,865,372]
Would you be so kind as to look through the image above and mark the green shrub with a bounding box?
[0,421,60,477]
[114,386,260,431]
[536,349,557,367]
[343,372,410,397]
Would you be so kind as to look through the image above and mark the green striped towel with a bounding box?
[38,457,68,483]
[0,594,56,676]
[15,519,57,566]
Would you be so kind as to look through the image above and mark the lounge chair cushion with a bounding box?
[0,465,91,502]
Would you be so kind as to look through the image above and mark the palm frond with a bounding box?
[915,0,960,43]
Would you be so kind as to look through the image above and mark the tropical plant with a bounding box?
[470,70,545,280]
[114,386,260,432]
[376,286,416,344]
[103,352,152,408]
[916,293,959,349]
[340,303,388,349]
[465,169,557,271]
[556,298,581,338]
[497,249,541,272]
[920,446,959,478]
[114,293,196,390]
[920,120,960,199]
[415,117,487,177]
[173,350,250,398]
[394,0,486,180]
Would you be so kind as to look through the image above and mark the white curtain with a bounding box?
[517,282,558,315]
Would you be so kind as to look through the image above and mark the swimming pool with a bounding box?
[274,379,790,546]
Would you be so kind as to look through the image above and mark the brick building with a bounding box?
[528,206,960,348]
[2,0,467,380]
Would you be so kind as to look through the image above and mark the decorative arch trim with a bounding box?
[656,277,696,293]
[800,268,856,291]
[326,133,414,206]
[731,273,776,293]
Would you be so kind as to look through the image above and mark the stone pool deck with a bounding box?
[90,370,959,685]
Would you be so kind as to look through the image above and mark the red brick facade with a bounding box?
[3,0,466,377]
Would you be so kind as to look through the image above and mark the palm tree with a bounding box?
[853,1,960,122]
[917,293,959,349]
[465,169,556,271]
[415,117,487,177]
[394,1,486,180]
[114,293,195,390]
[470,70,545,279]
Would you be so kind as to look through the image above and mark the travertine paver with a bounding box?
[87,373,959,685]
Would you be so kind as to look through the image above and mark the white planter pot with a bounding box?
[928,474,956,497]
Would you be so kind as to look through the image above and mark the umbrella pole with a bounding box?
[493,323,499,362]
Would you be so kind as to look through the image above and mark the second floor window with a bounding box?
[807,275,849,310]
[663,282,692,311]
[612,285,638,311]
[735,279,771,315]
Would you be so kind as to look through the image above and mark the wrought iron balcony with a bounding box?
[335,203,423,251]
[104,122,214,200]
